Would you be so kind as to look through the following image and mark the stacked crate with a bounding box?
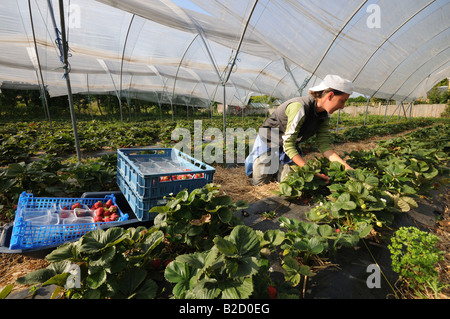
[116,148,215,221]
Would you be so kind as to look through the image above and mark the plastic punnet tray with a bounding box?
[117,148,215,198]
[9,192,129,250]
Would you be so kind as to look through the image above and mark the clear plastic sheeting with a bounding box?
[0,0,449,107]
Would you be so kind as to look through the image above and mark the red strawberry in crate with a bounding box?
[105,199,113,208]
[94,201,103,209]
[71,202,82,210]
[95,207,104,216]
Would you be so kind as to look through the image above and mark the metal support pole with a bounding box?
[28,0,52,127]
[363,95,372,127]
[223,84,226,136]
[409,101,413,120]
[58,0,81,162]
[386,102,402,124]
[221,0,259,134]
[383,100,389,124]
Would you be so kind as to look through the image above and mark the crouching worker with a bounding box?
[245,74,354,186]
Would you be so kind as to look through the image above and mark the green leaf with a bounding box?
[0,284,14,299]
[217,207,232,223]
[6,163,25,177]
[279,182,293,197]
[229,225,260,257]
[282,256,312,286]
[46,243,75,263]
[118,268,147,298]
[79,227,125,253]
[185,278,221,299]
[165,260,191,284]
[220,277,254,299]
[88,246,116,267]
[165,261,192,298]
[226,256,259,278]
[307,237,324,255]
[42,273,70,287]
[293,239,309,251]
[176,252,207,269]
[318,224,333,238]
[263,229,285,246]
[355,223,373,238]
[149,205,169,214]
[214,236,237,257]
[81,289,101,299]
[16,268,56,285]
[298,222,318,236]
[48,260,73,275]
[86,267,107,289]
[134,279,158,299]
[338,233,360,247]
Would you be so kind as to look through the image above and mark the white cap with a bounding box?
[309,74,354,95]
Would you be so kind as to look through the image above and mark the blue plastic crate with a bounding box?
[117,148,215,199]
[9,192,129,250]
[117,173,166,221]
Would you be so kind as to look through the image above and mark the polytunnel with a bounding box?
[0,0,449,109]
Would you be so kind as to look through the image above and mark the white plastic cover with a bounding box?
[0,0,449,107]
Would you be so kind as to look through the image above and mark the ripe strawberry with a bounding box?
[62,206,69,210]
[103,209,111,217]
[95,207,105,216]
[152,259,162,269]
[105,199,113,208]
[94,201,103,209]
[267,285,277,299]
[71,202,81,210]
[94,215,103,223]
[103,217,111,222]
[110,213,118,221]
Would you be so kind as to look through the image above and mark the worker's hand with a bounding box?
[315,173,330,184]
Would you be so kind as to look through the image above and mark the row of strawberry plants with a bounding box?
[0,117,445,165]
[276,124,449,231]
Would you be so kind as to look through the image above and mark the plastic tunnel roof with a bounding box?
[0,0,449,107]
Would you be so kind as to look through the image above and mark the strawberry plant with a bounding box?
[272,159,329,201]
[164,225,261,299]
[151,184,247,251]
[17,226,165,299]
